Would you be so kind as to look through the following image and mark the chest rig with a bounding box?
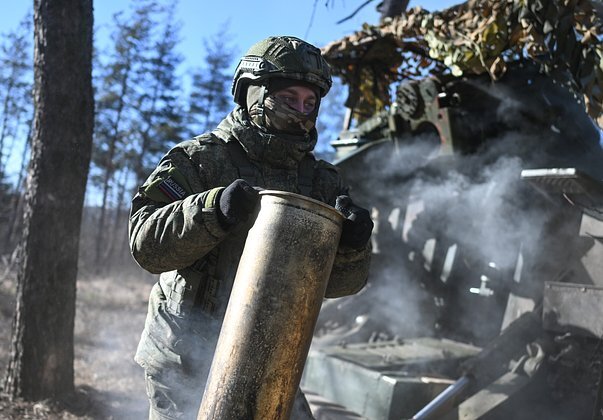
[225,139,315,197]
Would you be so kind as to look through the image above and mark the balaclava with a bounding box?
[246,78,321,136]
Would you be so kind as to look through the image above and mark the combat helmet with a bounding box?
[232,36,332,106]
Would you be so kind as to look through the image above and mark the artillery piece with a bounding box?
[301,61,603,420]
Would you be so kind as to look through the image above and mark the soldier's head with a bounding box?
[232,36,332,135]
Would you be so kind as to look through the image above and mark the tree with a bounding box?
[3,0,93,401]
[187,25,236,136]
[0,13,34,251]
[0,13,33,176]
[130,1,184,187]
[92,0,156,269]
[3,123,32,251]
[0,172,14,247]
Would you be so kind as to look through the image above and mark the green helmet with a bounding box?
[232,36,332,106]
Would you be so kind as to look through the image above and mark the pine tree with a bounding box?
[0,170,13,249]
[91,0,157,269]
[4,123,32,250]
[0,13,33,175]
[0,12,34,251]
[188,25,236,135]
[3,0,93,400]
[130,1,184,187]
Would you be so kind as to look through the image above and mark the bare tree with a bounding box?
[3,0,93,401]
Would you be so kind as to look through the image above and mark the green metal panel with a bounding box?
[301,338,480,420]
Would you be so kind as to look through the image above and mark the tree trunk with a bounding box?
[3,0,93,401]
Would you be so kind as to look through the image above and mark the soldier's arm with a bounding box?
[128,142,228,274]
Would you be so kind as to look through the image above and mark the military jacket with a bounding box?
[129,107,371,377]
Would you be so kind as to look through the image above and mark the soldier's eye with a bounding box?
[277,95,294,103]
[304,101,316,113]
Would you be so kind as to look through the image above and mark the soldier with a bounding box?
[129,35,373,420]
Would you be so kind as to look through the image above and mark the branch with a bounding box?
[336,0,376,24]
[305,0,320,39]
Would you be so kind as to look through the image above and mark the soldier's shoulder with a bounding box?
[194,133,225,146]
[314,158,340,170]
[169,134,228,161]
[314,158,342,179]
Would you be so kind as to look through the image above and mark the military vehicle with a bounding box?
[300,7,603,417]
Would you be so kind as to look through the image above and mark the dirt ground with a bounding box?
[0,266,367,420]
[0,264,155,420]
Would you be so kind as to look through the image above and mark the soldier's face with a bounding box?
[272,86,317,115]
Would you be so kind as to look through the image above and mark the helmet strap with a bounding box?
[247,83,271,129]
[256,85,267,125]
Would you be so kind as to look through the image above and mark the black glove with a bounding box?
[216,179,260,229]
[335,195,374,250]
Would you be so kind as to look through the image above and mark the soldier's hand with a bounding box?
[217,179,260,228]
[335,195,373,250]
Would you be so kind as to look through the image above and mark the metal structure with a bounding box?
[301,61,603,419]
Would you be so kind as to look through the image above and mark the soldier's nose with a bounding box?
[289,100,305,113]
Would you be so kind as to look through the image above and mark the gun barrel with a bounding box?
[412,375,473,419]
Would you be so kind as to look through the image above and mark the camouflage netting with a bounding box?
[322,0,603,126]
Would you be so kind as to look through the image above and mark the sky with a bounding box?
[1,0,460,72]
[0,0,460,197]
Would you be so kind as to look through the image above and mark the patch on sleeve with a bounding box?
[157,177,187,201]
[140,163,193,203]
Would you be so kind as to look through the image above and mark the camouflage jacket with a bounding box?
[129,107,371,376]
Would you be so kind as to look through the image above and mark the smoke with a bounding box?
[410,147,546,269]
[314,118,570,346]
[308,72,603,419]
[72,273,153,418]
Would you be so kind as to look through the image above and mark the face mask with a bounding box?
[246,83,320,135]
[262,95,316,134]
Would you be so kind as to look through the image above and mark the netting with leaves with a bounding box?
[322,0,603,126]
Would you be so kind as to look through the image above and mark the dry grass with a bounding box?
[0,266,154,419]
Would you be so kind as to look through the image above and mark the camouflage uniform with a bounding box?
[130,105,372,419]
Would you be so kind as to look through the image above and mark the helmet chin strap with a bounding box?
[247,84,269,129]
[255,85,267,126]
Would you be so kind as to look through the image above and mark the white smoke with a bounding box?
[315,124,562,346]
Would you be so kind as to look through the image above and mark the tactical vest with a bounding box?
[225,139,315,197]
[162,137,317,317]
